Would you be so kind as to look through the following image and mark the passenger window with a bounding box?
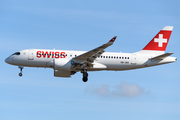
[122,57,124,59]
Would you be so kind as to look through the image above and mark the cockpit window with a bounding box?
[12,52,20,55]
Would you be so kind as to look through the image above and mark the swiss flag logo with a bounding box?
[143,30,172,51]
[154,34,167,47]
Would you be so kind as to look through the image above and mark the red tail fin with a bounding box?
[142,26,173,51]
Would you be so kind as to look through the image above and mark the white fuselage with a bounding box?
[5,49,177,72]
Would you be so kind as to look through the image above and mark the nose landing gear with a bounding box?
[18,66,23,77]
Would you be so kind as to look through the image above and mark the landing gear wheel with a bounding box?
[83,72,88,77]
[83,77,88,82]
[18,66,24,77]
[82,72,88,82]
[19,73,22,77]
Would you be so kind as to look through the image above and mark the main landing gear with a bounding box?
[18,66,23,77]
[82,69,88,82]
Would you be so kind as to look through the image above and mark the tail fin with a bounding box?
[142,26,173,51]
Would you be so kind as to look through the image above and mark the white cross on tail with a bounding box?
[154,34,167,47]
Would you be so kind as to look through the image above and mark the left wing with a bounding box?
[72,36,117,65]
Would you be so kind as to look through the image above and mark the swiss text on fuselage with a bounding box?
[36,51,66,58]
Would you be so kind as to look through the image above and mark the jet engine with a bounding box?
[53,59,72,71]
[52,59,77,77]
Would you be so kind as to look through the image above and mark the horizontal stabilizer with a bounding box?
[151,53,173,60]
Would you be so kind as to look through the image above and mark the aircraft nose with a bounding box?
[5,57,13,64]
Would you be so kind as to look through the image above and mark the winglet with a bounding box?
[109,36,117,43]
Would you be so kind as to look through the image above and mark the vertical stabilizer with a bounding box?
[142,26,173,52]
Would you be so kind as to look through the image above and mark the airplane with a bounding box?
[5,26,177,82]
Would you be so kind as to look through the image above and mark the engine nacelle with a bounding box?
[53,59,72,71]
[54,70,76,77]
[54,70,71,77]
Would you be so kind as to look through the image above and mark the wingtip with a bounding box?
[109,36,117,42]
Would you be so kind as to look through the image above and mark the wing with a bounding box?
[72,36,117,66]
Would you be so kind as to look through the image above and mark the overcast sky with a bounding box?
[1,0,180,120]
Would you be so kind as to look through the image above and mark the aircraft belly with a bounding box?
[98,59,133,70]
